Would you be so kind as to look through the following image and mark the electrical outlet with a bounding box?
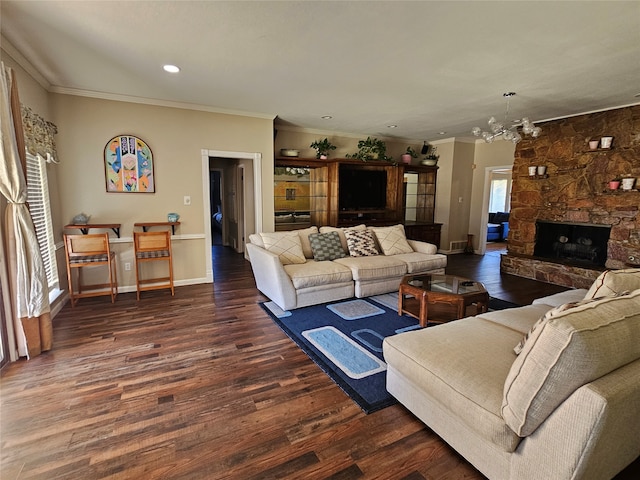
[184,195,191,206]
[124,262,131,271]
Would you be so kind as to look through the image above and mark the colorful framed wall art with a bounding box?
[104,135,155,193]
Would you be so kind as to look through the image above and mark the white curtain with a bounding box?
[0,62,52,358]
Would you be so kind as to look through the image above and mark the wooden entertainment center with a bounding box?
[274,157,442,247]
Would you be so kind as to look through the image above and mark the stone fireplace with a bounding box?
[501,105,640,289]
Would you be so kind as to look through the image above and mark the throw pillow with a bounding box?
[371,224,413,255]
[308,232,347,261]
[259,231,306,265]
[319,224,366,252]
[296,226,319,259]
[583,268,640,300]
[513,291,631,355]
[344,229,379,257]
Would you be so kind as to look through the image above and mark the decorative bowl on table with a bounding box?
[280,149,299,157]
[72,213,91,224]
[167,213,180,222]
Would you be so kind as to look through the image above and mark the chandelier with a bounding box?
[472,92,541,144]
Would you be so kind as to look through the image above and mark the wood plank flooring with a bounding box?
[1,246,638,479]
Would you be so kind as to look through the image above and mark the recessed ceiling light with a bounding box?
[321,115,333,119]
[163,64,180,73]
[438,131,446,135]
[387,125,398,128]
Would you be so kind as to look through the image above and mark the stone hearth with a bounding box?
[501,105,640,289]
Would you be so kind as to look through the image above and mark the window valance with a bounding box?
[20,105,57,159]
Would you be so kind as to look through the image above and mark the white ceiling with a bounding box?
[2,1,639,142]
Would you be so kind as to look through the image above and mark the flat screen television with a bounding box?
[339,167,387,210]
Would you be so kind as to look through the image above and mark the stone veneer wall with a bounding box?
[501,105,640,289]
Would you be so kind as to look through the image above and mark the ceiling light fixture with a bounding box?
[472,92,541,144]
[163,64,180,73]
[321,115,333,119]
[387,125,398,128]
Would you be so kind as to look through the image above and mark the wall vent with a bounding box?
[450,240,467,252]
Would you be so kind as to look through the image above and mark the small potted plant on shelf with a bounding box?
[608,178,621,190]
[309,138,337,159]
[421,146,439,166]
[401,146,418,164]
[346,137,393,162]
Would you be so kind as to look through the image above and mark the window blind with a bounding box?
[25,152,59,292]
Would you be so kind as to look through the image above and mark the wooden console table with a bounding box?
[134,221,180,235]
[64,223,121,238]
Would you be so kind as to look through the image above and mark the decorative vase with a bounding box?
[600,136,613,149]
[320,154,328,160]
[167,213,180,222]
[621,178,635,191]
[464,234,474,255]
[589,140,599,150]
[608,181,620,190]
[401,154,412,164]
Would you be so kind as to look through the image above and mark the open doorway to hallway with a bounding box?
[481,167,512,256]
[202,149,262,284]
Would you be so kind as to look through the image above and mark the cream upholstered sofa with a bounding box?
[246,224,447,311]
[383,269,640,480]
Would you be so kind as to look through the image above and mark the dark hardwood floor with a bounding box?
[1,245,638,479]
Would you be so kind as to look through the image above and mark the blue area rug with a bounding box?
[261,294,520,414]
[261,296,422,413]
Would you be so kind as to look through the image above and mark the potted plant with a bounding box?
[421,146,440,166]
[401,146,418,164]
[309,138,337,159]
[346,137,393,162]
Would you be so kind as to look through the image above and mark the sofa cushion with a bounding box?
[284,260,353,289]
[333,254,407,281]
[513,294,622,355]
[583,268,640,300]
[392,251,448,273]
[344,229,379,257]
[476,304,552,335]
[308,232,346,261]
[319,224,366,252]
[502,289,640,437]
[296,226,319,259]
[532,288,589,307]
[259,231,306,265]
[371,224,413,255]
[383,317,523,452]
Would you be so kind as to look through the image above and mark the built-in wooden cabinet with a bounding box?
[274,159,328,231]
[274,158,441,247]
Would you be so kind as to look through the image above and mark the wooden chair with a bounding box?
[133,230,174,300]
[64,233,118,307]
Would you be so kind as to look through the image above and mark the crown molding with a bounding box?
[50,86,276,120]
[0,36,50,90]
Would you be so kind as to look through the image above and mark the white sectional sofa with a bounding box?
[383,269,640,480]
[246,224,447,311]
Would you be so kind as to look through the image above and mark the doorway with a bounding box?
[479,166,512,255]
[210,169,223,246]
[201,149,262,283]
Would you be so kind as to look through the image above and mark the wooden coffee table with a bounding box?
[398,273,489,327]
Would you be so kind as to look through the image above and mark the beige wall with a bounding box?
[51,93,274,290]
[469,139,516,252]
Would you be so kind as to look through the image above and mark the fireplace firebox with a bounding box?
[534,221,611,267]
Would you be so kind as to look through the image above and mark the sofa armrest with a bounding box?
[501,222,509,240]
[407,239,438,255]
[511,359,640,480]
[246,242,297,311]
